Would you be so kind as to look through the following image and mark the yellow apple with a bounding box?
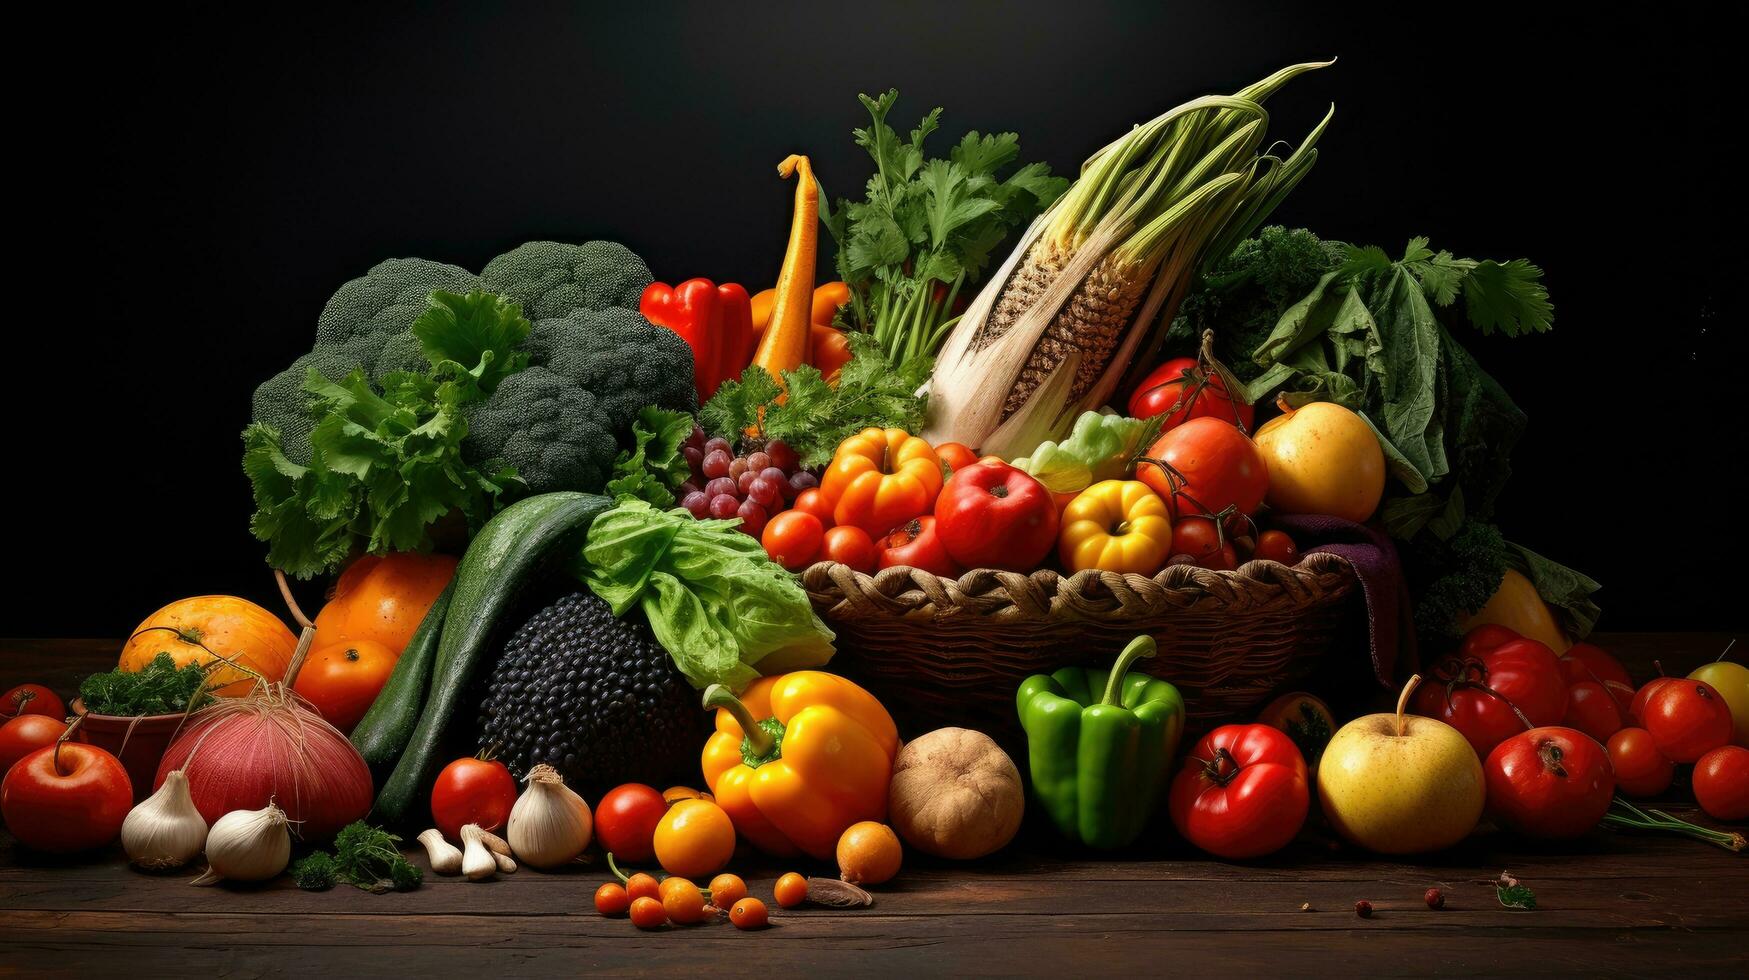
[1690,659,1749,748]
[1253,401,1385,524]
[1318,678,1485,854]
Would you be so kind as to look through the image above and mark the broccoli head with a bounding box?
[250,242,695,497]
[1169,226,1346,378]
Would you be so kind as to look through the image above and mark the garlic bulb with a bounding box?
[506,764,593,870]
[418,829,463,876]
[460,823,498,881]
[192,803,290,886]
[122,770,207,870]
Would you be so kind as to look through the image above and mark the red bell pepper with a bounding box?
[638,279,753,401]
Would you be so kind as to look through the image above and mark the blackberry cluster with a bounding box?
[476,591,699,792]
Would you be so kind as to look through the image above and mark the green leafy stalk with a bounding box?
[604,406,696,507]
[1602,797,1747,852]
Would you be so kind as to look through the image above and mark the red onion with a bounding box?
[154,685,372,840]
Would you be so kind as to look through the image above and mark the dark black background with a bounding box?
[11,1,1736,637]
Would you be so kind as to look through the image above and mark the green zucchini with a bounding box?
[350,580,454,769]
[373,491,610,822]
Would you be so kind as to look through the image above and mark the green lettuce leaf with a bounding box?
[604,406,696,507]
[1010,411,1164,494]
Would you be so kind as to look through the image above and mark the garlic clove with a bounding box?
[195,802,290,886]
[122,770,208,871]
[418,829,464,876]
[460,823,498,881]
[505,764,593,870]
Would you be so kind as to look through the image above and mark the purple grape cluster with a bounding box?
[677,426,819,537]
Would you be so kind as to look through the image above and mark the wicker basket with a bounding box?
[803,553,1358,744]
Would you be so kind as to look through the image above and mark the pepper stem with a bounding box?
[1102,636,1158,706]
[703,684,776,758]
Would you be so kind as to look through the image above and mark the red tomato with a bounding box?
[1412,635,1569,760]
[1459,624,1522,659]
[1692,745,1749,821]
[934,442,979,477]
[1606,727,1674,797]
[430,756,518,841]
[1,742,132,852]
[762,510,825,571]
[934,462,1059,571]
[1641,679,1734,762]
[291,639,397,733]
[878,516,962,578]
[594,783,668,862]
[1168,724,1309,859]
[0,714,68,776]
[821,525,878,573]
[1136,418,1268,521]
[1171,517,1237,571]
[1559,642,1632,691]
[1562,680,1626,744]
[2,683,64,720]
[1127,357,1255,432]
[1628,676,1679,728]
[791,488,836,527]
[1484,726,1615,840]
[1252,530,1300,566]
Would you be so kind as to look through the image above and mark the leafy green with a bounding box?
[1010,411,1164,494]
[700,333,931,467]
[576,499,836,692]
[296,821,423,893]
[291,852,338,891]
[243,290,529,578]
[821,89,1067,362]
[78,652,209,717]
[604,406,696,507]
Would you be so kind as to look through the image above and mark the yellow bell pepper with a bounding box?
[1460,567,1572,653]
[1058,479,1173,575]
[701,671,899,860]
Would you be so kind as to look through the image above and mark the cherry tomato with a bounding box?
[2,683,64,720]
[729,897,770,930]
[593,783,667,863]
[1,743,132,852]
[762,510,825,571]
[625,872,661,902]
[291,639,397,733]
[0,714,69,776]
[1606,727,1675,797]
[821,525,878,574]
[773,871,809,908]
[429,755,518,842]
[594,882,630,916]
[1128,357,1255,431]
[877,516,963,578]
[1171,517,1238,571]
[1641,679,1734,762]
[660,877,710,924]
[1628,676,1678,727]
[1692,745,1749,821]
[1484,726,1615,840]
[1252,530,1300,566]
[709,873,748,908]
[1168,724,1309,859]
[1136,417,1268,522]
[792,488,836,527]
[629,895,668,929]
[934,462,1059,571]
[1412,634,1570,760]
[934,442,979,477]
[653,798,736,878]
[1562,680,1626,744]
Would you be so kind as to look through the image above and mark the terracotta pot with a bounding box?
[70,699,190,802]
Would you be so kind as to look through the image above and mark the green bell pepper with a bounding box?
[1015,635,1185,849]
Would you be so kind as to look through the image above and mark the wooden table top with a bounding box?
[3,634,1745,976]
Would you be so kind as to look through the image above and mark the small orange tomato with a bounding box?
[820,525,878,574]
[792,488,836,527]
[313,551,458,655]
[773,871,809,908]
[629,896,667,929]
[291,639,398,732]
[654,798,737,879]
[820,427,943,538]
[730,897,770,930]
[935,442,979,476]
[625,872,661,903]
[709,873,748,908]
[660,877,710,924]
[594,882,630,916]
[762,510,825,571]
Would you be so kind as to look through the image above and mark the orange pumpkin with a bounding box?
[313,552,458,656]
[120,596,297,696]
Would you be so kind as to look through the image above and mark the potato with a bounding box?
[888,727,1023,859]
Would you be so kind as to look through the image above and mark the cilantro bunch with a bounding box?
[292,821,421,893]
[822,90,1068,363]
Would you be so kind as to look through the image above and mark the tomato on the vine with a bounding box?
[1171,517,1237,571]
[1606,727,1674,797]
[1168,724,1308,859]
[1127,357,1254,432]
[1484,726,1615,840]
[430,755,518,841]
[2,683,64,720]
[1136,417,1268,522]
[1252,530,1300,566]
[1641,679,1734,762]
[1692,745,1749,821]
[1412,631,1569,760]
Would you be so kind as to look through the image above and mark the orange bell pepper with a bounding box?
[750,282,855,382]
[701,672,899,860]
[820,427,943,538]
